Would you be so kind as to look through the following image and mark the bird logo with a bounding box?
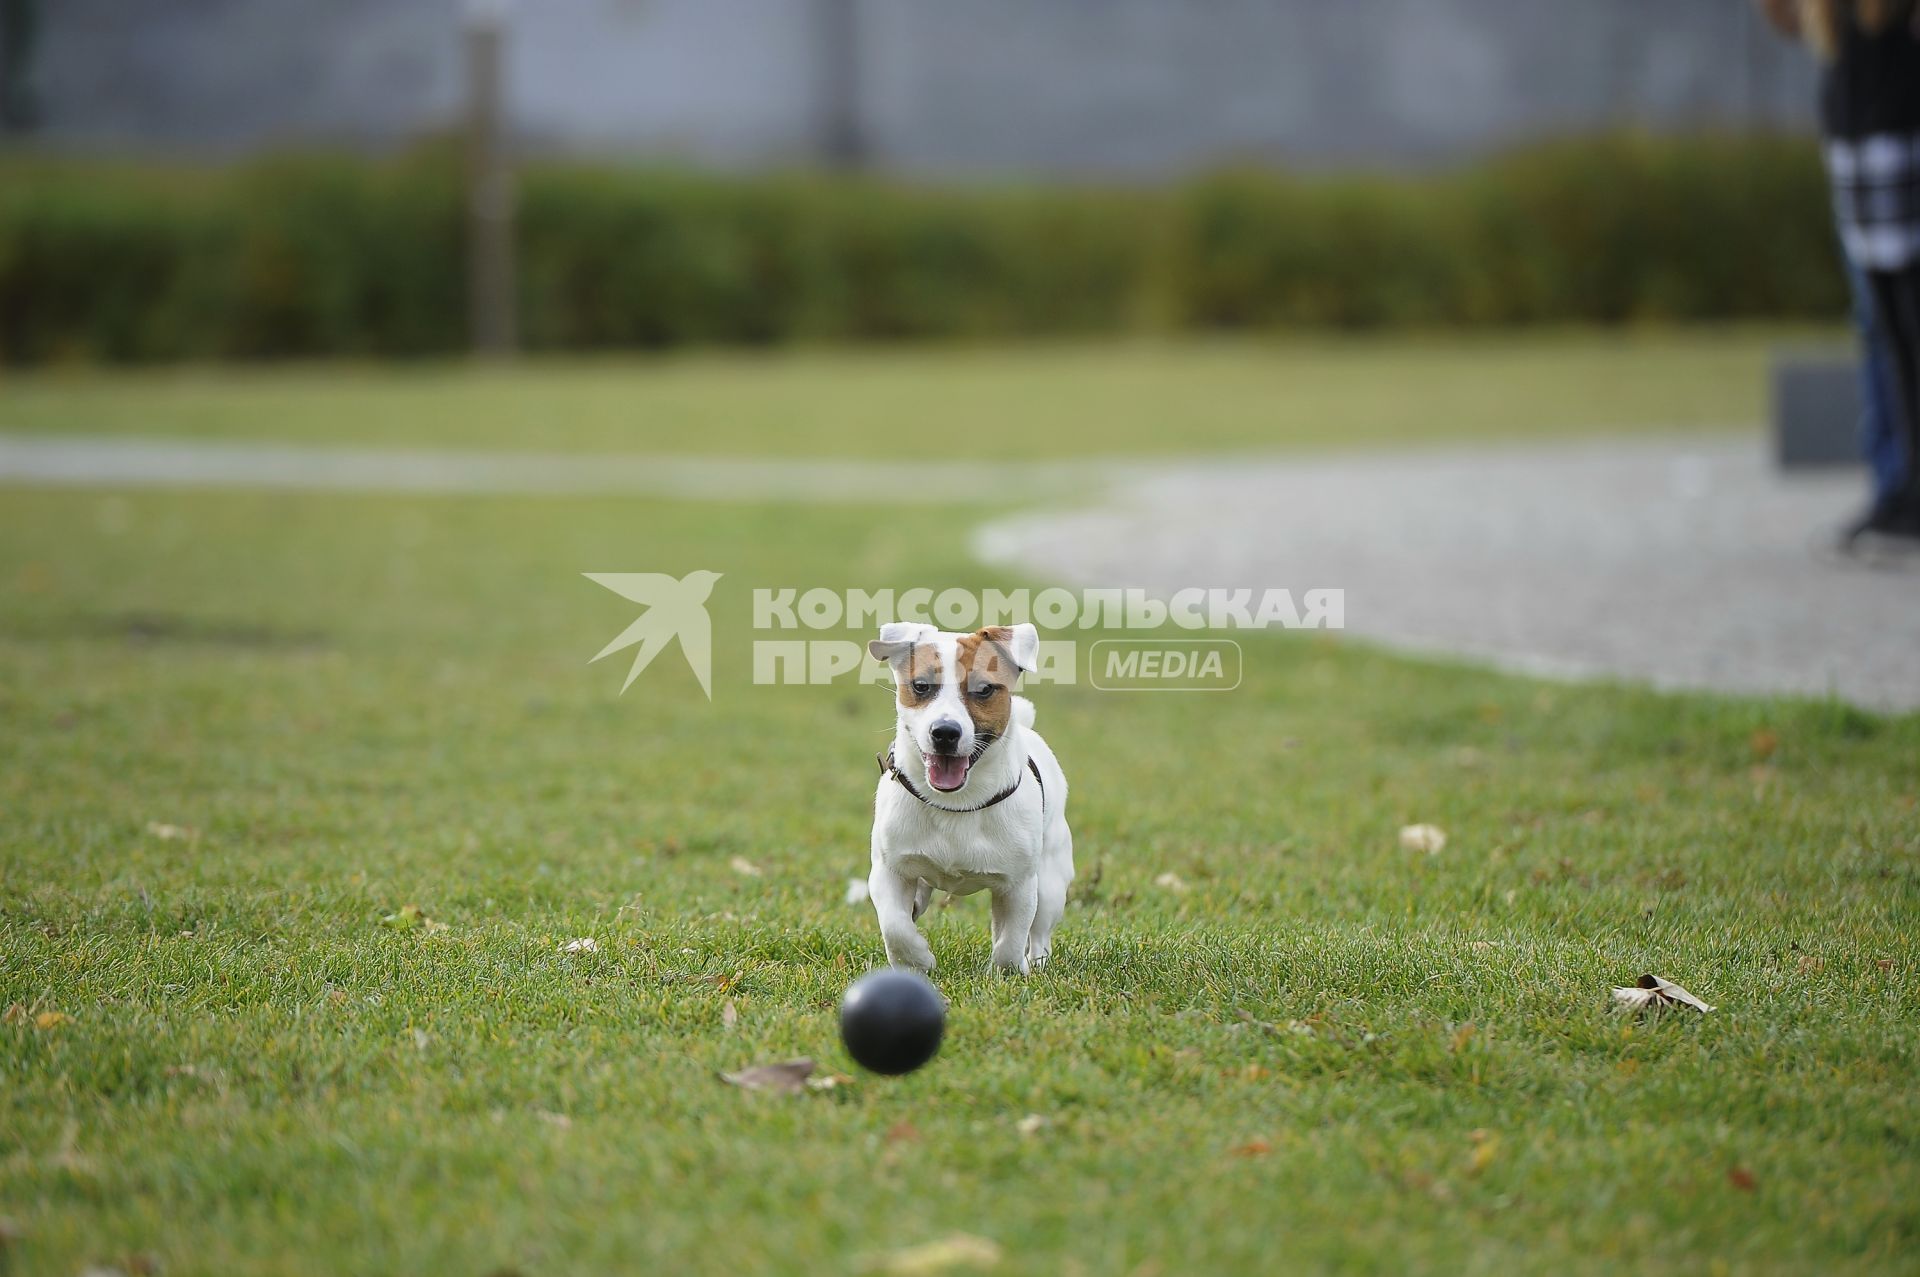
[584,570,723,698]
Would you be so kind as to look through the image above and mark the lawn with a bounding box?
[0,327,1830,458]
[2,337,1916,1276]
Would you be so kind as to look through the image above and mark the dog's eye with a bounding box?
[910,680,934,698]
[971,683,997,699]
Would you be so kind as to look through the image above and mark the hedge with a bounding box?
[0,134,1843,364]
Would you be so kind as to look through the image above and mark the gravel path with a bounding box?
[6,430,1914,711]
[0,433,1121,504]
[974,435,1920,713]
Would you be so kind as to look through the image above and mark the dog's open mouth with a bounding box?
[923,752,971,792]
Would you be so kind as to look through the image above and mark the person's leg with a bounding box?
[1865,265,1920,528]
[1845,252,1906,503]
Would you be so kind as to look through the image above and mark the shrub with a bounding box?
[0,133,1842,365]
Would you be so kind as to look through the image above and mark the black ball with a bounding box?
[838,969,945,1075]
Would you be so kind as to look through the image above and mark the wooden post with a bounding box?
[817,0,865,169]
[465,1,516,357]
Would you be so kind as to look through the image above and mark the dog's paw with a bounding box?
[990,952,1031,977]
[883,934,936,973]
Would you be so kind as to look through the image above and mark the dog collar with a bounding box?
[877,746,1044,815]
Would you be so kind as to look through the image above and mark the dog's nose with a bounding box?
[929,720,963,752]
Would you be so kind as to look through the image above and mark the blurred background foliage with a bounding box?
[0,133,1841,365]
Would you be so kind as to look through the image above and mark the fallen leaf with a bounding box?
[381,904,429,930]
[1236,1009,1315,1038]
[806,1072,855,1091]
[1231,1138,1271,1158]
[721,1000,739,1028]
[164,1064,222,1085]
[729,856,763,878]
[561,937,599,954]
[1797,953,1824,973]
[327,988,349,1006]
[873,1234,1002,1275]
[1466,1129,1499,1176]
[1016,1114,1049,1137]
[1877,958,1896,972]
[885,1120,922,1144]
[144,821,196,841]
[720,1057,815,1095]
[34,1011,71,1029]
[1610,974,1714,1014]
[1152,872,1190,893]
[1728,1166,1758,1192]
[1749,729,1779,762]
[845,877,871,905]
[1398,824,1448,854]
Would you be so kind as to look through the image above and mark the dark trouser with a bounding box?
[1866,264,1920,501]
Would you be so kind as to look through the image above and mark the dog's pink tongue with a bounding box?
[925,753,970,792]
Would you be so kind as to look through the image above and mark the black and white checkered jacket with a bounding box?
[1827,132,1920,273]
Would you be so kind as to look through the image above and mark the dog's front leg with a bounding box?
[988,877,1039,975]
[870,863,936,972]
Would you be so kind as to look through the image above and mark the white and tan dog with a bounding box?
[867,621,1072,974]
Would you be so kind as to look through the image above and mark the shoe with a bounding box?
[1840,490,1920,563]
[1840,492,1907,545]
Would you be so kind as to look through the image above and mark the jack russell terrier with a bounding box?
[866,621,1073,975]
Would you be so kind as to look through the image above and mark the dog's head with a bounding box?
[869,621,1039,792]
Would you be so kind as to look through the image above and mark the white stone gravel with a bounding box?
[974,435,1920,713]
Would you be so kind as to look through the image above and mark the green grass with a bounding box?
[1,338,1916,1276]
[0,328,1835,458]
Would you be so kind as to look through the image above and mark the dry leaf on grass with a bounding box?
[1152,872,1190,893]
[1398,824,1448,854]
[33,1011,71,1030]
[380,904,447,932]
[561,937,599,954]
[806,1072,855,1091]
[721,1000,739,1029]
[729,856,763,878]
[144,821,197,841]
[1016,1114,1049,1137]
[1610,973,1714,1014]
[720,1058,815,1095]
[871,1234,1003,1275]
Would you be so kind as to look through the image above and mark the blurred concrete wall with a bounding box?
[9,0,1819,174]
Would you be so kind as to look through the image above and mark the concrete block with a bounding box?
[1772,352,1862,469]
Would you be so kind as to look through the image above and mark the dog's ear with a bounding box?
[980,622,1040,676]
[868,620,933,665]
